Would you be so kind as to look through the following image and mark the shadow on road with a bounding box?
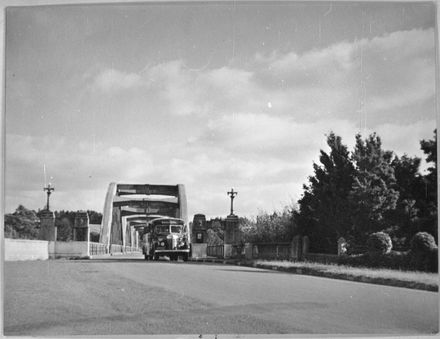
[80,257,187,264]
[215,268,280,274]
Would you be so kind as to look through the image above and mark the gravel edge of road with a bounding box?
[188,258,438,292]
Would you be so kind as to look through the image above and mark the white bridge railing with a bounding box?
[89,242,107,255]
[89,242,141,255]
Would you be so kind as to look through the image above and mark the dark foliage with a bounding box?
[349,133,399,244]
[87,210,103,224]
[296,132,355,253]
[5,206,102,241]
[410,232,437,253]
[337,251,410,270]
[4,205,40,239]
[240,207,295,243]
[418,130,438,240]
[366,232,392,255]
[295,130,437,260]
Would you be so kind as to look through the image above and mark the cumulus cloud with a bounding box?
[197,112,356,160]
[87,28,434,128]
[5,134,155,211]
[93,68,144,92]
[254,28,435,122]
[8,28,435,217]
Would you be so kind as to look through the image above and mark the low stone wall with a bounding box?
[5,239,49,261]
[49,241,89,258]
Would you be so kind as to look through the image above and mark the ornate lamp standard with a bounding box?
[43,183,55,211]
[225,188,240,257]
[227,188,238,216]
[40,182,56,255]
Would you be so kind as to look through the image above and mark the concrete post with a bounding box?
[253,244,259,259]
[338,237,347,256]
[302,236,310,257]
[223,244,232,259]
[74,211,89,242]
[135,230,139,249]
[38,210,55,241]
[244,243,253,260]
[291,235,302,260]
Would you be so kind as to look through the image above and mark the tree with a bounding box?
[419,129,437,240]
[349,133,399,244]
[87,210,103,224]
[4,205,40,239]
[387,154,424,247]
[240,207,295,243]
[295,132,355,253]
[54,210,76,241]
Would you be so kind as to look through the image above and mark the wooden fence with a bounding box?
[207,245,224,258]
[252,242,291,260]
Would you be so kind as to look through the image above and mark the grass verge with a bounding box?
[250,259,438,291]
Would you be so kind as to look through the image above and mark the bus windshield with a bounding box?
[155,225,169,234]
[170,225,181,233]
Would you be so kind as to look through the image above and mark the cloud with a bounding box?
[93,68,143,92]
[5,134,155,211]
[8,28,435,218]
[253,28,435,123]
[86,28,434,126]
[197,112,356,159]
[360,29,435,113]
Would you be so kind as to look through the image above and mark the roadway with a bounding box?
[4,254,438,336]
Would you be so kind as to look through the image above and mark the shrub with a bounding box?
[367,232,392,255]
[410,232,437,253]
[409,232,438,272]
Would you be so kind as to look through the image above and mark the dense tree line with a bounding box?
[4,207,103,241]
[4,205,40,239]
[239,207,296,243]
[295,130,437,254]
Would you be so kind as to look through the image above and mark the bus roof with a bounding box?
[149,217,185,224]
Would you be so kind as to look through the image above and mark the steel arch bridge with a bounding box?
[99,183,187,250]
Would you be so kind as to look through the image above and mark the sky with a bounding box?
[4,1,437,220]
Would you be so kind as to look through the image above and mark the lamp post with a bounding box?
[43,182,56,258]
[43,183,55,211]
[227,188,238,216]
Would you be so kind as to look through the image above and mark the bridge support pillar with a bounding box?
[38,210,55,241]
[110,207,122,245]
[74,211,90,242]
[224,214,240,245]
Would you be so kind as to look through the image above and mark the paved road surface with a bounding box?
[4,254,438,336]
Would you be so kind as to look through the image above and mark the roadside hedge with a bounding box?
[335,250,437,272]
[329,232,438,272]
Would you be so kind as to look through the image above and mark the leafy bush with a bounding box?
[409,232,438,272]
[410,232,437,253]
[367,232,392,254]
[240,207,295,243]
